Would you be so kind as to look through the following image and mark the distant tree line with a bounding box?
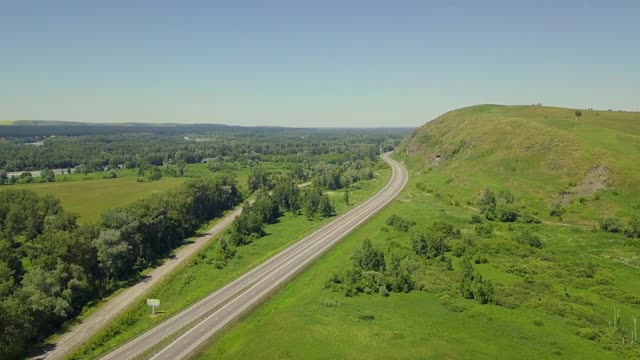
[0,175,242,358]
[0,132,402,173]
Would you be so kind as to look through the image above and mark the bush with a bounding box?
[496,204,519,222]
[549,204,566,218]
[320,298,340,308]
[469,214,483,224]
[475,223,493,238]
[385,214,415,232]
[412,221,458,258]
[514,230,543,248]
[517,208,541,224]
[600,217,623,233]
[624,214,640,238]
[533,319,544,327]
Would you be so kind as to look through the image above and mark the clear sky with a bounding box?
[1,0,638,127]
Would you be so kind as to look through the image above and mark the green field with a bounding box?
[198,105,640,359]
[69,163,392,359]
[0,177,185,222]
[0,161,294,223]
[0,120,15,125]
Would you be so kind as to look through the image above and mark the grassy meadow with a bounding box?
[0,176,185,222]
[68,163,391,360]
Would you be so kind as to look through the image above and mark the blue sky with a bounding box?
[1,0,638,127]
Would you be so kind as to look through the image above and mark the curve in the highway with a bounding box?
[101,153,408,360]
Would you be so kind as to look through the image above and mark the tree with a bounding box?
[318,194,334,217]
[40,168,55,183]
[248,167,271,192]
[147,166,162,181]
[343,188,350,205]
[93,229,131,284]
[352,239,385,272]
[575,110,582,120]
[411,221,457,258]
[476,188,496,213]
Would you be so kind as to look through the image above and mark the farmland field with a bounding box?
[0,177,185,222]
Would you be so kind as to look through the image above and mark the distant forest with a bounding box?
[0,122,411,173]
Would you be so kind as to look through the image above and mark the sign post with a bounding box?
[146,298,160,315]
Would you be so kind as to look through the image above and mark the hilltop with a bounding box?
[396,104,640,224]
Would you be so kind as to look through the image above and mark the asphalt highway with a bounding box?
[101,153,408,360]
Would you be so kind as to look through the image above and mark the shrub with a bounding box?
[517,208,541,224]
[533,319,544,327]
[412,221,458,258]
[475,223,493,238]
[549,204,566,218]
[469,214,483,224]
[320,298,340,308]
[385,214,415,232]
[514,230,543,248]
[600,217,623,233]
[496,204,519,222]
[624,214,640,238]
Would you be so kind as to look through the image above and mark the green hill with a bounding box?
[197,105,640,360]
[397,104,640,224]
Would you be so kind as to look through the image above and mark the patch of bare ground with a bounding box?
[556,165,610,206]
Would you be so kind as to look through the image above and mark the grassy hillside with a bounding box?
[397,105,640,224]
[198,105,640,359]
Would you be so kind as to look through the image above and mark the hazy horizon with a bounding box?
[2,0,639,127]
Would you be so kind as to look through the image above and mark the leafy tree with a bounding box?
[271,179,300,213]
[147,166,162,181]
[93,229,131,284]
[459,256,494,304]
[412,221,458,258]
[575,110,582,120]
[476,188,496,213]
[248,167,271,192]
[318,194,334,217]
[343,187,350,205]
[302,186,332,219]
[352,239,385,272]
[40,168,55,183]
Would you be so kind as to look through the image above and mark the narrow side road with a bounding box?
[101,153,408,360]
